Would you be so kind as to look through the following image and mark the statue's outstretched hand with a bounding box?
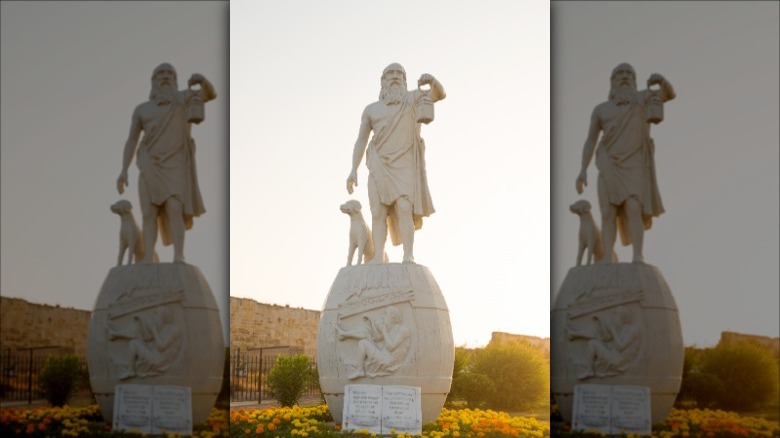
[188,73,205,87]
[347,171,358,194]
[418,73,434,87]
[117,171,128,194]
[647,73,664,87]
[576,171,587,194]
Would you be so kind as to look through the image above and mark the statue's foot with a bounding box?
[173,256,186,264]
[402,255,415,264]
[577,369,594,380]
[118,369,135,380]
[632,255,645,264]
[348,369,365,380]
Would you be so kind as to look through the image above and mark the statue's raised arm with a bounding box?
[345,63,442,264]
[575,63,673,264]
[115,62,215,264]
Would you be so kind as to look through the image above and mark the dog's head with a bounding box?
[111,199,133,215]
[340,199,362,216]
[569,199,591,215]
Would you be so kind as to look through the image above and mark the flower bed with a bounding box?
[550,408,780,438]
[229,405,550,437]
[0,404,229,437]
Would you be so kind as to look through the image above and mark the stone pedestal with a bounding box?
[317,263,454,424]
[551,263,683,424]
[87,263,224,423]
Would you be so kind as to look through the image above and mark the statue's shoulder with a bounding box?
[365,99,383,111]
[593,100,612,114]
[134,100,155,115]
[363,99,386,117]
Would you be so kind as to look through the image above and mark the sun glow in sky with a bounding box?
[552,1,779,347]
[2,1,774,351]
[1,1,229,341]
[229,0,551,347]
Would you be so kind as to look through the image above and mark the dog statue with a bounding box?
[111,200,157,265]
[570,199,616,266]
[340,200,386,265]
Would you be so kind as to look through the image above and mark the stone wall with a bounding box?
[0,296,90,357]
[229,297,320,358]
[490,331,550,353]
[720,331,780,357]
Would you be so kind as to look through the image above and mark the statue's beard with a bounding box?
[610,82,636,106]
[149,80,178,105]
[152,89,177,106]
[380,81,407,105]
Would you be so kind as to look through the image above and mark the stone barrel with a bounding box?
[87,263,224,423]
[317,263,454,424]
[551,263,683,423]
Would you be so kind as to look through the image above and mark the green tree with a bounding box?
[37,354,84,407]
[678,346,725,408]
[702,340,780,411]
[216,347,230,409]
[267,354,312,407]
[471,341,549,410]
[445,347,472,405]
[451,372,496,409]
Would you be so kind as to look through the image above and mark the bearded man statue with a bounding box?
[347,63,446,264]
[576,63,676,264]
[117,63,217,263]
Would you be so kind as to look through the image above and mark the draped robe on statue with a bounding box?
[596,90,664,246]
[366,90,435,245]
[136,91,205,246]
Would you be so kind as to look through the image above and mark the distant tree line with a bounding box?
[447,340,550,411]
[677,339,779,412]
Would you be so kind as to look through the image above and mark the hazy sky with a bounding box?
[230,0,551,347]
[3,1,776,351]
[1,1,229,340]
[551,1,779,347]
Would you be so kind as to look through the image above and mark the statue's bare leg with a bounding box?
[369,212,387,264]
[600,205,617,265]
[138,181,159,264]
[624,197,644,263]
[165,198,186,264]
[367,181,388,264]
[395,197,415,264]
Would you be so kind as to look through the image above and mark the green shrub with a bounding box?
[471,341,549,411]
[267,354,312,407]
[445,347,472,405]
[216,347,230,409]
[37,354,84,407]
[702,340,780,411]
[451,372,496,409]
[681,371,726,408]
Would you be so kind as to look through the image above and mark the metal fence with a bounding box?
[0,349,91,404]
[229,349,320,403]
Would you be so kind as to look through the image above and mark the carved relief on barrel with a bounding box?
[317,263,454,424]
[88,263,224,423]
[551,263,683,423]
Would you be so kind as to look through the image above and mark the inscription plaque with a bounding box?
[343,384,422,435]
[382,386,422,434]
[572,384,651,435]
[343,384,383,434]
[611,386,651,435]
[114,384,153,432]
[113,384,192,435]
